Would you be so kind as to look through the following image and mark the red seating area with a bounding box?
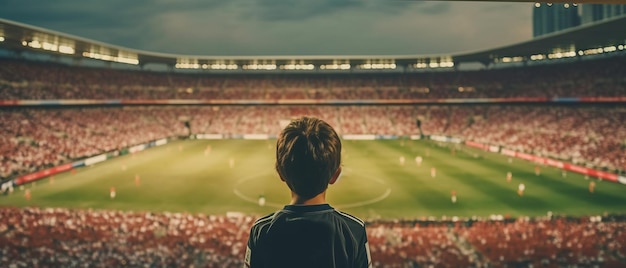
[367,221,473,267]
[0,207,252,267]
[0,57,624,266]
[1,207,624,267]
[1,55,624,178]
[1,105,624,180]
[1,55,625,100]
[458,217,626,267]
[0,107,190,179]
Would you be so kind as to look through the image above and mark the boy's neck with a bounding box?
[290,191,326,205]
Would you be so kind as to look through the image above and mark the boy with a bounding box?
[245,117,371,268]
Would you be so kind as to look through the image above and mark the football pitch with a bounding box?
[2,139,625,219]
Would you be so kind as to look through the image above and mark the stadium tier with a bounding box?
[1,105,624,180]
[1,54,626,267]
[1,207,625,267]
[0,55,625,101]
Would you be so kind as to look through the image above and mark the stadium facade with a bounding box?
[533,3,626,37]
[580,3,626,24]
[1,16,626,72]
[532,3,580,37]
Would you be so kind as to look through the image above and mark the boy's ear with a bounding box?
[329,166,342,185]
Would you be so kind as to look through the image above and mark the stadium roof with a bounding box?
[0,16,625,71]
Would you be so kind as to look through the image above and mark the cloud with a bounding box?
[247,0,363,21]
[0,0,531,56]
[242,0,444,22]
[413,2,451,15]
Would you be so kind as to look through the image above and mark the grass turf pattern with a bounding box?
[2,139,624,219]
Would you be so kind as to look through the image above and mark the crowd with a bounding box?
[1,55,625,100]
[0,107,190,179]
[458,216,626,267]
[0,207,624,267]
[366,220,474,267]
[0,55,624,178]
[1,104,624,180]
[458,106,626,171]
[1,56,625,266]
[0,207,251,267]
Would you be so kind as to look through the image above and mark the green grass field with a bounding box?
[2,139,625,219]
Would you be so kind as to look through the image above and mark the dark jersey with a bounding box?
[245,204,371,268]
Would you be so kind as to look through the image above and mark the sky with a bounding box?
[0,0,533,56]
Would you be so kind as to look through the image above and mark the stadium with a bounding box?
[1,2,626,267]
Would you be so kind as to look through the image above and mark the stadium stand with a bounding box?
[1,54,625,267]
[1,207,624,267]
[0,55,625,100]
[1,104,624,180]
[458,216,626,267]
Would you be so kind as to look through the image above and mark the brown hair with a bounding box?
[275,117,342,200]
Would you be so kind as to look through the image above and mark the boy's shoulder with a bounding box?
[334,209,365,227]
[252,212,277,227]
[252,205,365,231]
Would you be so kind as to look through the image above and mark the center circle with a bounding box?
[233,168,391,209]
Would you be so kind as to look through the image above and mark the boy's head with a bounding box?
[276,117,342,200]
